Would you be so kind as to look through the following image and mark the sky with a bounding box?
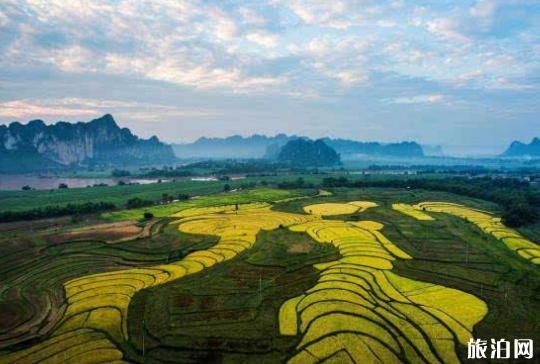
[0,0,539,155]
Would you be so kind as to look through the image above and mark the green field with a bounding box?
[102,188,308,220]
[1,187,539,364]
[0,172,456,213]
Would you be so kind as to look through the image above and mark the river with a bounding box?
[0,174,162,191]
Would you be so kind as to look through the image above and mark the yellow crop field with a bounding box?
[0,204,318,364]
[303,201,377,216]
[280,202,487,364]
[413,202,540,265]
[9,198,530,364]
[393,203,435,220]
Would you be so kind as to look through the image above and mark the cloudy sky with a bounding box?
[1,0,539,154]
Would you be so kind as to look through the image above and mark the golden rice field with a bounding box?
[0,203,317,364]
[281,203,487,364]
[303,201,378,216]
[1,190,539,364]
[392,203,435,221]
[393,202,540,266]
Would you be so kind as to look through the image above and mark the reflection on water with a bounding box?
[0,175,161,191]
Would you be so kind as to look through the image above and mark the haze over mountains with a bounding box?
[1,114,539,174]
[172,134,297,159]
[503,138,540,157]
[173,135,426,160]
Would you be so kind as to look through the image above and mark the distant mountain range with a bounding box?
[0,114,176,173]
[321,138,424,159]
[503,138,540,157]
[173,135,425,159]
[421,145,445,157]
[172,134,298,159]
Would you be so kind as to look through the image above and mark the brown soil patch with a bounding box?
[287,241,312,254]
[47,220,143,243]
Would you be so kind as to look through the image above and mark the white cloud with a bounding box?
[0,99,99,119]
[426,18,470,44]
[376,19,397,28]
[209,8,238,41]
[0,10,9,26]
[278,0,346,25]
[1,0,538,97]
[238,7,266,26]
[290,35,373,86]
[246,31,279,48]
[333,71,369,84]
[0,98,217,121]
[470,0,499,30]
[488,77,537,91]
[389,94,445,104]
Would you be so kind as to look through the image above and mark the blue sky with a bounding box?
[0,0,539,154]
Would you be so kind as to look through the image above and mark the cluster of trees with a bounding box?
[127,192,190,208]
[136,158,338,179]
[142,166,192,177]
[277,177,315,189]
[1,191,194,223]
[321,176,540,227]
[126,197,154,209]
[0,202,116,223]
[189,160,281,174]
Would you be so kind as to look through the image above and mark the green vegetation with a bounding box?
[103,188,304,220]
[321,176,540,227]
[2,187,538,364]
[0,179,278,213]
[0,201,116,223]
[127,228,339,364]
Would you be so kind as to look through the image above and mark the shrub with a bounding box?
[177,193,190,201]
[127,197,153,209]
[144,212,154,220]
[502,204,539,228]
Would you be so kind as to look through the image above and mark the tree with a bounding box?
[502,204,539,227]
[22,185,32,191]
[162,193,173,203]
[0,201,116,223]
[223,184,231,192]
[58,183,69,189]
[143,212,154,220]
[177,193,190,201]
[127,197,153,209]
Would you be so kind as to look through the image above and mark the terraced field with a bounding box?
[1,188,539,363]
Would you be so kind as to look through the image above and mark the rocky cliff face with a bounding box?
[0,114,176,172]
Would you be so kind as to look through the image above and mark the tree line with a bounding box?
[0,202,116,223]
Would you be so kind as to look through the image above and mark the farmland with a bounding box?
[0,174,345,213]
[0,187,539,363]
